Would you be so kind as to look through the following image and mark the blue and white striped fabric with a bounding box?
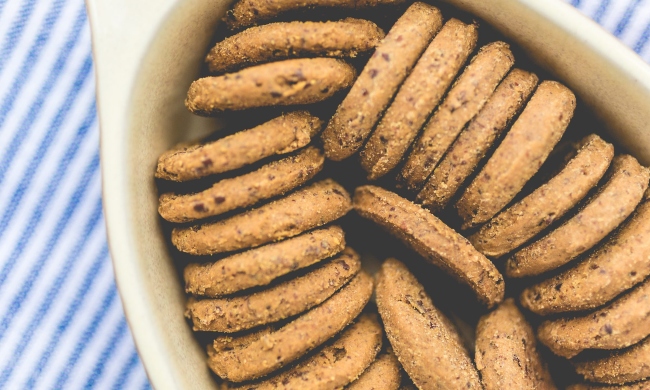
[0,0,648,388]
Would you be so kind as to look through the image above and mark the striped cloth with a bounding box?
[0,0,648,388]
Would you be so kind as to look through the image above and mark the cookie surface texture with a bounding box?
[566,381,650,390]
[575,336,650,385]
[347,351,402,390]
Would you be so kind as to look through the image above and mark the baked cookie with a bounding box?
[207,271,373,381]
[172,179,351,255]
[155,111,321,181]
[159,146,324,222]
[359,18,478,180]
[321,2,443,161]
[520,200,650,315]
[184,225,345,297]
[347,352,402,390]
[475,298,556,390]
[376,258,482,389]
[575,336,650,385]
[567,381,650,390]
[186,58,356,114]
[456,81,576,229]
[353,185,504,307]
[508,154,650,278]
[417,69,539,212]
[470,134,614,258]
[207,19,385,74]
[186,248,360,332]
[537,277,650,359]
[399,41,515,191]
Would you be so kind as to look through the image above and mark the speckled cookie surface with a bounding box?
[359,18,478,180]
[159,146,324,222]
[155,111,322,181]
[456,81,576,229]
[321,2,443,161]
[567,380,650,390]
[470,134,613,258]
[186,58,356,114]
[376,258,482,389]
[207,271,373,382]
[172,179,351,255]
[347,352,402,390]
[207,19,384,73]
[184,225,345,297]
[353,185,504,307]
[575,336,650,385]
[508,155,650,278]
[399,41,515,191]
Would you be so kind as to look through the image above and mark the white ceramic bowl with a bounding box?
[86,0,650,388]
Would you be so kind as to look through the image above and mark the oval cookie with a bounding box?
[575,336,650,385]
[172,179,351,255]
[353,185,504,307]
[347,352,402,390]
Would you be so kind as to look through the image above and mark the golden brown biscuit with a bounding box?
[475,298,556,390]
[353,185,504,307]
[172,179,351,255]
[359,18,478,180]
[186,58,356,114]
[184,226,345,297]
[321,2,443,161]
[186,248,360,332]
[155,111,321,181]
[575,336,650,385]
[376,258,482,389]
[456,81,576,229]
[347,352,402,390]
[521,200,650,315]
[566,381,650,390]
[537,277,650,359]
[399,41,515,191]
[470,134,614,258]
[206,19,385,73]
[159,146,324,222]
[417,69,539,212]
[508,155,650,278]
[207,271,373,381]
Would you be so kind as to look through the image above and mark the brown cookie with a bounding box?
[186,58,356,114]
[207,19,385,74]
[399,41,515,191]
[475,298,556,390]
[567,381,650,390]
[456,81,576,229]
[470,134,614,258]
[417,69,539,212]
[508,155,650,278]
[155,111,321,181]
[376,258,482,389]
[353,185,504,307]
[359,18,478,180]
[172,179,351,255]
[207,271,373,381]
[159,146,324,222]
[184,225,345,297]
[186,248,361,332]
[347,352,402,390]
[537,277,650,359]
[321,2,443,161]
[575,336,650,385]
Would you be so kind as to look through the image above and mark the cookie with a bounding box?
[359,18,478,180]
[227,313,382,390]
[186,58,357,114]
[184,225,345,297]
[207,271,373,381]
[321,2,443,161]
[537,277,650,359]
[567,381,650,390]
[575,336,650,385]
[520,200,650,315]
[475,298,556,390]
[347,352,402,390]
[456,81,576,229]
[469,134,614,258]
[206,19,385,74]
[353,185,504,307]
[159,146,324,222]
[417,69,539,212]
[376,258,482,389]
[155,111,322,181]
[172,179,351,255]
[399,41,515,190]
[508,155,650,278]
